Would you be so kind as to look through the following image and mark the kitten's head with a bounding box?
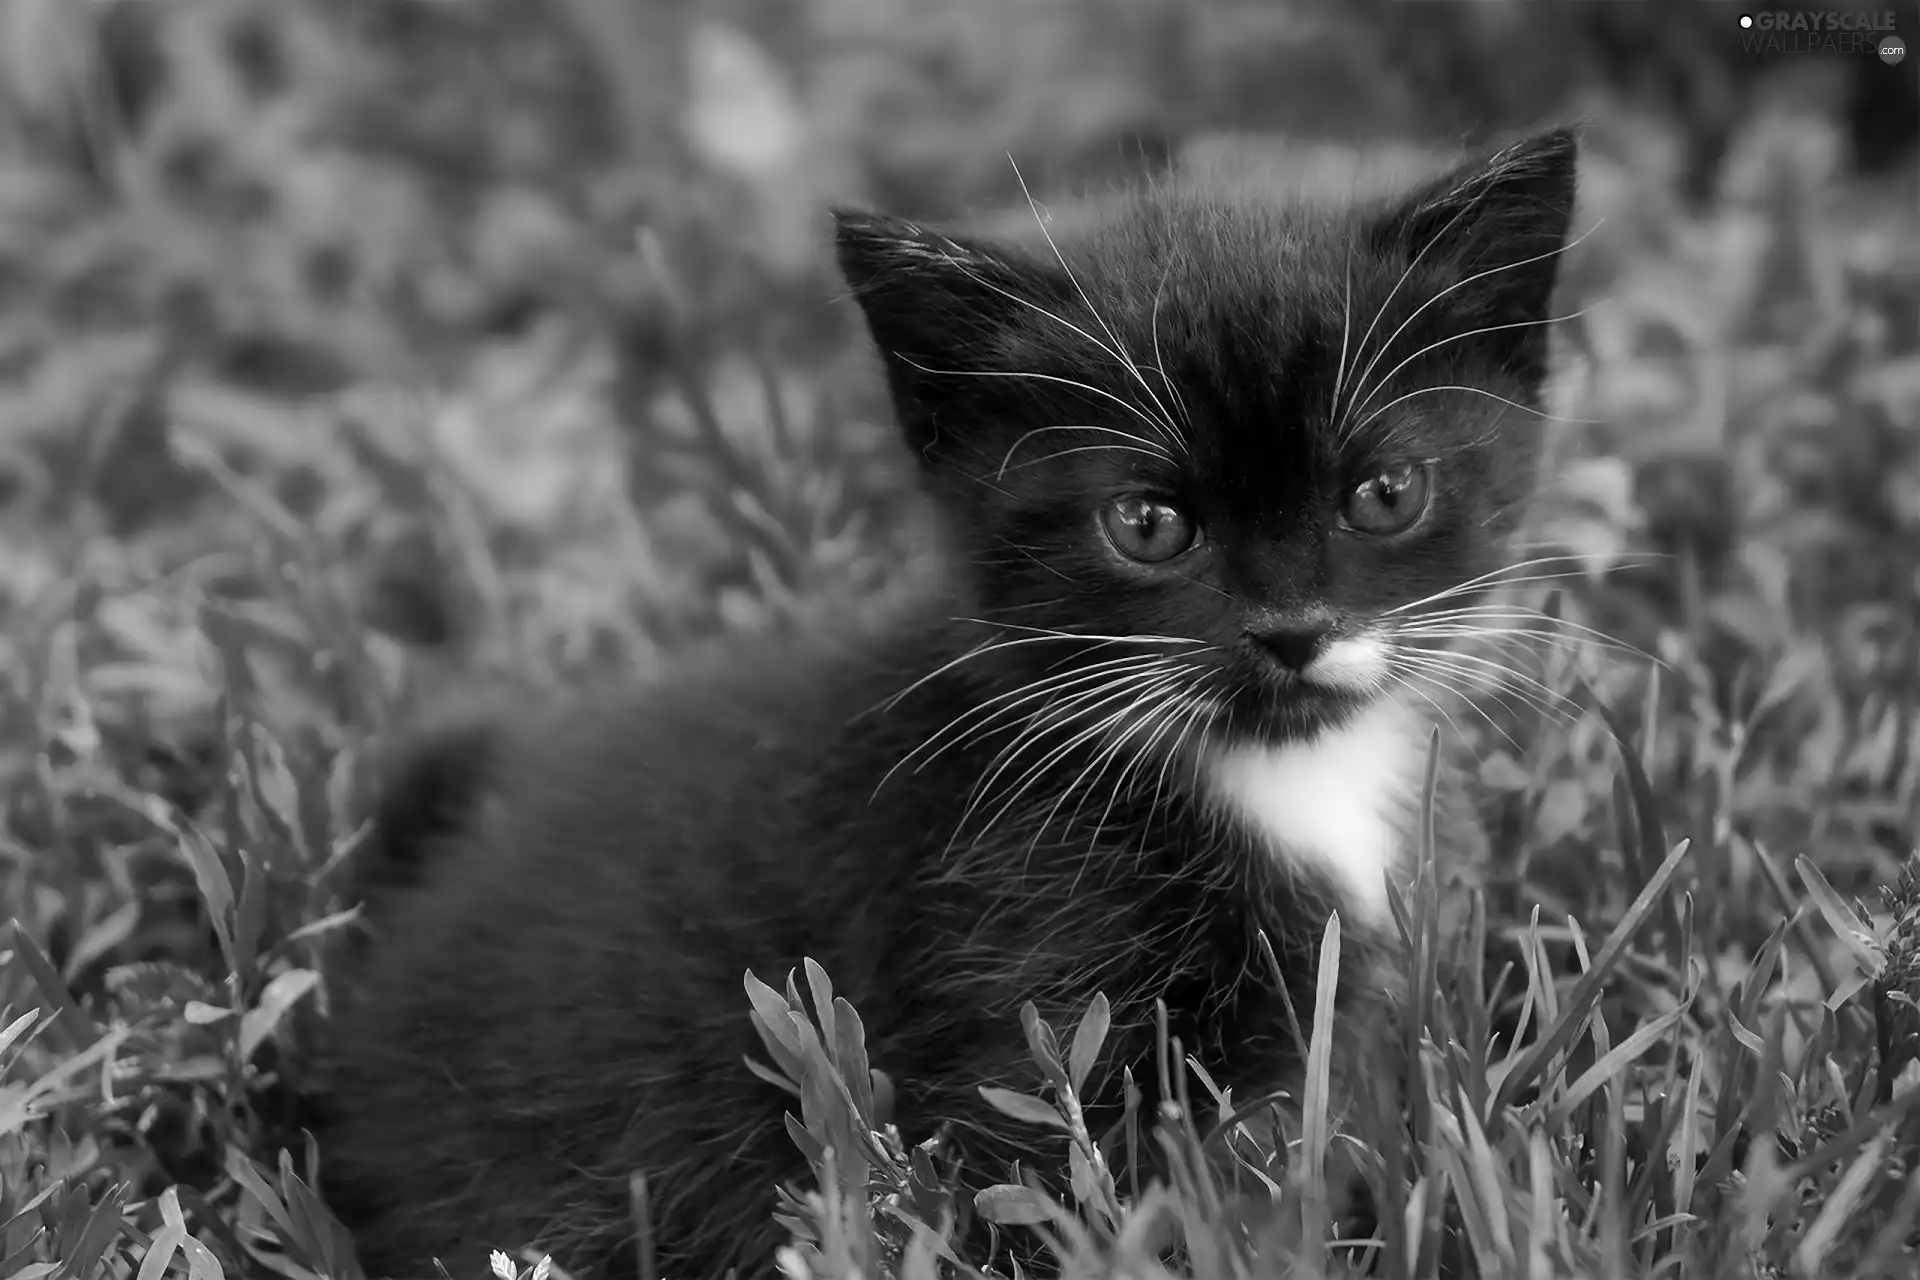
[838,128,1579,746]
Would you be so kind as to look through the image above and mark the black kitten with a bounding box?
[318,127,1580,1279]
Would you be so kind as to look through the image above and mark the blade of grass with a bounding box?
[1792,1124,1891,1275]
[1492,838,1693,1115]
[1549,1000,1693,1127]
[1297,912,1342,1276]
[4,919,93,1052]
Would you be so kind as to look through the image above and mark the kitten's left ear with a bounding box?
[833,209,1065,362]
[1371,127,1580,356]
[833,209,1071,464]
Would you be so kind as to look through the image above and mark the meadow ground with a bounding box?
[2,2,1919,1277]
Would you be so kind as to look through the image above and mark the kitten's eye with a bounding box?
[1101,495,1197,564]
[1343,463,1433,536]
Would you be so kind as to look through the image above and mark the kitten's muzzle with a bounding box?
[1248,624,1332,677]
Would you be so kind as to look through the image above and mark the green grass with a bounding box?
[2,2,1920,1278]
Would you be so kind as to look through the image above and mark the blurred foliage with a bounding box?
[0,0,1918,1276]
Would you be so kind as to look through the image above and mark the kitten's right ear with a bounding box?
[1367,128,1579,377]
[834,210,1068,458]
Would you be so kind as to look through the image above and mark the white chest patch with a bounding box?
[1205,699,1427,926]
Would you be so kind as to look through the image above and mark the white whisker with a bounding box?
[871,625,1204,719]
[1008,154,1190,454]
[1349,384,1601,440]
[1149,253,1195,435]
[1379,555,1619,617]
[994,443,1175,479]
[964,669,1187,846]
[878,653,1189,795]
[1392,659,1558,731]
[1392,620,1656,666]
[1040,672,1195,858]
[1394,644,1566,707]
[1384,671,1475,745]
[1344,306,1592,435]
[1340,217,1604,435]
[1077,677,1211,846]
[1327,241,1356,425]
[1330,188,1493,430]
[895,355,1183,447]
[1385,668,1520,753]
[1391,648,1575,724]
[1153,692,1220,823]
[909,236,1189,454]
[996,424,1174,479]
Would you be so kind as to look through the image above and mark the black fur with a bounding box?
[319,128,1580,1279]
[341,710,502,911]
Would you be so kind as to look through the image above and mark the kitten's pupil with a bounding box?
[1343,462,1432,536]
[1103,495,1196,563]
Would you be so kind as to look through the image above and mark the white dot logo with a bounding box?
[1883,36,1908,65]
[1739,14,1754,28]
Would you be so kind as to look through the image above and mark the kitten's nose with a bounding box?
[1251,625,1331,674]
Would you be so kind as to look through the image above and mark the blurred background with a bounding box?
[0,0,1917,967]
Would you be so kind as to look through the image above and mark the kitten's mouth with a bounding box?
[1233,632,1390,742]
[1234,685,1369,745]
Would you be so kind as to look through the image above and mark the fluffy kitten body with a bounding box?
[319,129,1580,1279]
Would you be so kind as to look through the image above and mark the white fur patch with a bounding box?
[1206,698,1427,926]
[1300,635,1388,694]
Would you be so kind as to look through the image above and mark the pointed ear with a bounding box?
[1369,127,1580,374]
[834,209,1069,461]
[833,209,1062,343]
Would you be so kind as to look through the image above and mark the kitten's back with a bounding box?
[338,707,502,927]
[318,626,938,1275]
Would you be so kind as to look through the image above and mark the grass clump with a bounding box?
[758,808,1920,1280]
